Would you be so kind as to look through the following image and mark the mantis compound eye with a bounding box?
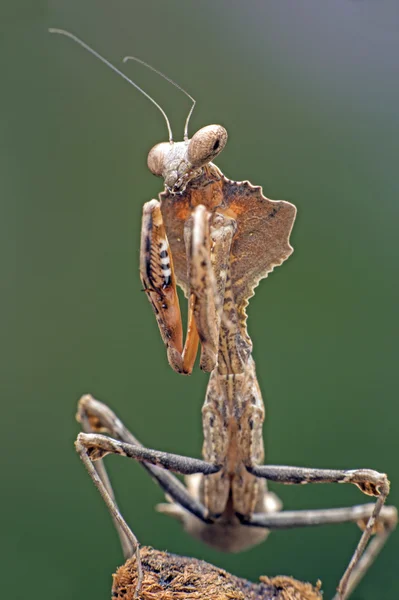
[188,125,228,168]
[147,142,169,177]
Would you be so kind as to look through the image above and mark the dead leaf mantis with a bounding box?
[50,29,397,600]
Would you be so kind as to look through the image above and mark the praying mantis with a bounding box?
[51,29,397,600]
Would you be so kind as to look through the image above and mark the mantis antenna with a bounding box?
[49,28,195,143]
[122,55,195,141]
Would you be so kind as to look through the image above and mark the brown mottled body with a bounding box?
[150,157,295,550]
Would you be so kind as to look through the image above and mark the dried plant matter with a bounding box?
[112,547,322,600]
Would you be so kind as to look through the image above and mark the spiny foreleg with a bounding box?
[140,199,199,374]
[140,201,235,374]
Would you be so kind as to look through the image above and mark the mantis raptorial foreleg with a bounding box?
[140,200,223,374]
[140,199,198,374]
[185,204,220,372]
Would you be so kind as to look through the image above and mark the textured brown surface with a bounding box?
[112,547,322,600]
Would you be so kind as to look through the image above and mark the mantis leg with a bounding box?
[140,199,198,374]
[140,201,235,373]
[245,463,397,599]
[240,503,397,600]
[75,408,143,598]
[77,395,213,524]
[184,204,219,372]
[187,206,237,371]
[247,464,390,496]
[78,431,219,475]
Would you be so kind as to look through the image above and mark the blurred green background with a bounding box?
[3,1,399,598]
